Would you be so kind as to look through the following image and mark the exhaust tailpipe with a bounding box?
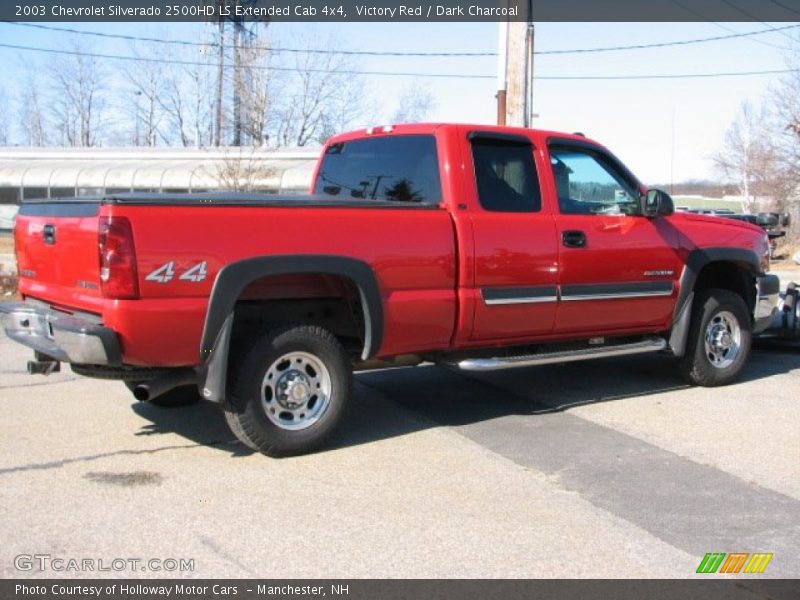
[133,369,197,402]
[27,360,61,375]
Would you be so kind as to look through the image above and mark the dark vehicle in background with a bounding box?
[682,209,790,258]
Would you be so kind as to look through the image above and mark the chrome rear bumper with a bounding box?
[0,301,120,365]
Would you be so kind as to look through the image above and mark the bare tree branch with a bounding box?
[0,90,9,145]
[713,101,784,213]
[391,84,438,124]
[47,42,106,147]
[208,147,277,191]
[158,53,216,147]
[272,33,368,147]
[238,31,281,147]
[124,46,167,146]
[18,70,48,146]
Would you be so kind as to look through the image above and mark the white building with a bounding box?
[0,146,319,229]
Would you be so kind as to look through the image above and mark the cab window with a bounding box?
[550,146,641,215]
[471,137,541,213]
[314,135,441,204]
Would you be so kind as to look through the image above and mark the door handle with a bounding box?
[562,230,586,248]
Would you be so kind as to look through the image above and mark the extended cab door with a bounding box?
[466,131,559,341]
[547,140,681,334]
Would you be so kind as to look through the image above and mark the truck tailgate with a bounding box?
[15,200,104,309]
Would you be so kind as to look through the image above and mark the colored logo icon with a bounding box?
[696,553,773,574]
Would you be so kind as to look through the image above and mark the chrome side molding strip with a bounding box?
[484,295,559,305]
[481,281,674,306]
[560,289,674,302]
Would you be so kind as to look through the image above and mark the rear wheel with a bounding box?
[678,288,752,386]
[223,325,352,456]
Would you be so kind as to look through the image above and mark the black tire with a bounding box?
[124,382,201,407]
[678,288,752,386]
[223,409,260,451]
[223,325,352,457]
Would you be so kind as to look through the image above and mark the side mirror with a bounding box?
[642,189,675,218]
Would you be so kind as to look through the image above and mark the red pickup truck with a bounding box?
[1,124,782,456]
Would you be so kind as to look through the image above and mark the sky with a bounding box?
[0,20,797,185]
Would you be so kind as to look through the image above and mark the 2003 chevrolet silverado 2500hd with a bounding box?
[0,124,783,456]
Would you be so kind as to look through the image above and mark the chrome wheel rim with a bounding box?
[704,310,741,369]
[261,351,331,430]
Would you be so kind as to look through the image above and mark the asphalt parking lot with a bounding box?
[1,324,798,581]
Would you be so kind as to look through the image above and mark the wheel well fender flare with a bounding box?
[669,247,760,356]
[200,254,383,363]
[198,255,383,403]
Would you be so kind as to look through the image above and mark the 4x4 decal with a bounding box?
[180,262,208,282]
[146,261,207,284]
[145,262,175,283]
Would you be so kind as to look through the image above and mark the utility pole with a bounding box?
[526,21,534,126]
[505,21,528,127]
[497,3,534,127]
[496,21,507,126]
[214,0,226,147]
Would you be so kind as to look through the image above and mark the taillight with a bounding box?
[98,216,139,299]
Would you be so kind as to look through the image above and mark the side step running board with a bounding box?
[453,338,668,372]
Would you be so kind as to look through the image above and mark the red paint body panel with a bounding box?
[13,124,768,367]
[552,214,681,333]
[16,214,103,302]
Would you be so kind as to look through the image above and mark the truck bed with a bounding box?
[15,194,458,366]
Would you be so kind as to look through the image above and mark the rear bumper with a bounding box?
[754,274,780,334]
[0,301,121,365]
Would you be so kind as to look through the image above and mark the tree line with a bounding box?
[713,57,800,226]
[0,24,436,150]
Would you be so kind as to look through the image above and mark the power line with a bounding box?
[717,0,798,42]
[769,0,800,17]
[2,22,495,57]
[538,68,800,80]
[536,23,800,54]
[0,41,494,77]
[0,40,797,81]
[3,21,800,57]
[668,0,791,50]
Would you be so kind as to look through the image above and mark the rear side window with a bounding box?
[471,138,541,212]
[314,135,441,204]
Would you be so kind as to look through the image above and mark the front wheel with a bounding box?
[678,288,752,386]
[223,325,352,457]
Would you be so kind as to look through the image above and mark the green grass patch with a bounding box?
[673,196,743,211]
